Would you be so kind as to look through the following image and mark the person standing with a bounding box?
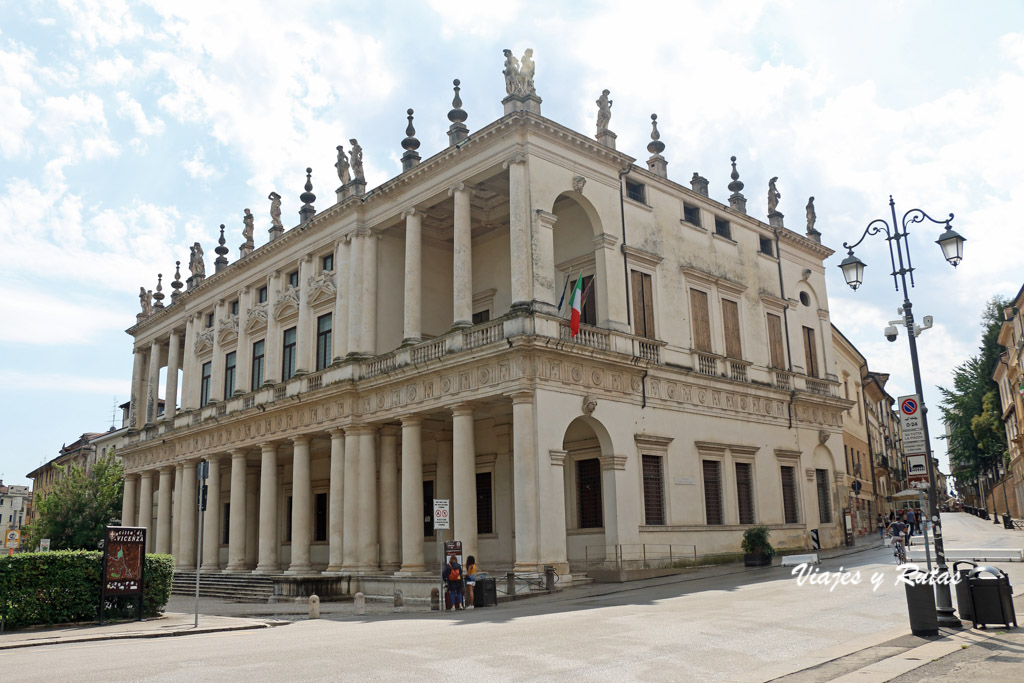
[465,555,478,609]
[444,555,464,610]
[904,508,915,546]
[877,514,886,540]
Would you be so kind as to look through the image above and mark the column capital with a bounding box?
[229,448,248,460]
[509,390,534,405]
[400,414,423,427]
[206,452,224,463]
[451,403,475,418]
[328,427,346,439]
[291,434,312,446]
[159,464,174,474]
[140,469,154,480]
[502,153,527,168]
[260,442,279,455]
[447,181,469,197]
[380,424,401,437]
[402,207,419,219]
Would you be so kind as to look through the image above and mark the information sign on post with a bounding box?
[5,530,20,549]
[99,526,146,624]
[898,394,928,456]
[433,499,450,530]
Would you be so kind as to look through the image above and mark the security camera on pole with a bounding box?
[838,195,965,628]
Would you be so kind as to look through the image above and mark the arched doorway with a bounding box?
[561,415,614,569]
[552,193,606,328]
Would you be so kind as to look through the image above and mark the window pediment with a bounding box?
[217,314,239,343]
[307,271,336,306]
[246,302,268,332]
[681,266,746,296]
[194,328,214,355]
[273,286,300,321]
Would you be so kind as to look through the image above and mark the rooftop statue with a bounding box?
[335,145,351,185]
[349,139,364,181]
[768,177,781,214]
[806,196,817,232]
[268,191,283,228]
[596,89,612,133]
[189,242,206,279]
[139,286,152,316]
[502,48,536,97]
[240,208,255,256]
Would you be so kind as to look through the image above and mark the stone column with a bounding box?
[399,416,425,572]
[121,474,137,526]
[226,449,248,571]
[235,287,252,394]
[402,209,422,344]
[342,429,361,569]
[255,444,279,573]
[452,404,478,563]
[201,455,222,571]
[211,300,226,402]
[265,272,282,383]
[511,391,539,571]
[333,240,350,361]
[600,455,626,550]
[594,233,628,332]
[156,466,173,554]
[245,465,259,569]
[379,426,400,570]
[326,428,346,572]
[346,233,365,356]
[362,232,378,355]
[139,470,154,553]
[532,210,558,312]
[450,183,474,327]
[358,427,379,569]
[288,436,313,573]
[146,340,161,424]
[295,256,313,374]
[179,460,197,570]
[171,463,184,560]
[436,435,453,505]
[181,316,196,410]
[165,330,181,419]
[505,154,531,309]
[129,348,146,428]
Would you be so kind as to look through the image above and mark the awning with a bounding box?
[892,488,927,500]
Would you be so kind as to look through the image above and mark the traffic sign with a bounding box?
[5,530,20,549]
[898,394,927,455]
[906,453,930,488]
[433,499,450,530]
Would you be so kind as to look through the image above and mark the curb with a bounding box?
[0,621,272,651]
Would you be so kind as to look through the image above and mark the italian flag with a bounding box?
[569,276,584,337]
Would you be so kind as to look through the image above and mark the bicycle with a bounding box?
[890,535,906,565]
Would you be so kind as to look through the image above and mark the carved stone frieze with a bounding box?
[246,302,268,332]
[218,313,239,342]
[273,287,300,321]
[194,327,214,355]
[307,271,336,305]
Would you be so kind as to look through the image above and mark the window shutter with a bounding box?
[690,289,712,352]
[767,313,784,369]
[631,270,645,337]
[816,469,832,523]
[722,299,742,359]
[803,326,818,377]
[642,455,665,525]
[781,466,799,523]
[702,460,723,525]
[735,462,754,524]
[576,459,603,529]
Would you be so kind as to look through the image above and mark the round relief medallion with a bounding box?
[631,377,642,392]
[591,370,602,386]
[441,377,452,393]
[571,367,583,382]
[377,393,385,408]
[407,386,417,402]
[667,383,676,399]
[698,389,707,404]
[740,397,748,410]
[479,368,490,384]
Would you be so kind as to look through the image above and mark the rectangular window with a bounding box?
[625,181,645,203]
[702,460,723,525]
[206,312,214,328]
[631,270,656,339]
[736,462,755,524]
[642,455,665,526]
[714,217,732,239]
[423,480,434,538]
[258,286,268,304]
[316,313,332,371]
[781,466,799,523]
[282,327,297,380]
[572,275,597,326]
[722,298,742,359]
[476,472,493,535]
[200,361,212,407]
[222,502,230,545]
[683,202,701,226]
[285,495,292,542]
[251,340,265,390]
[803,326,819,377]
[690,288,712,352]
[322,254,334,272]
[230,300,239,315]
[224,351,236,399]
[576,458,603,529]
[759,236,774,256]
[767,313,785,369]
[288,270,299,288]
[472,310,490,325]
[816,469,832,523]
[314,492,328,542]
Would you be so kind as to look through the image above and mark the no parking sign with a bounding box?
[433,499,450,530]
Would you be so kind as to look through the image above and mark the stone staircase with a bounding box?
[172,570,275,603]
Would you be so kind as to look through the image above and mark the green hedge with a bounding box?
[0,551,174,629]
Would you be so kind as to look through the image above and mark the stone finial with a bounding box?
[806,196,821,242]
[214,224,229,272]
[690,172,709,197]
[401,109,421,171]
[727,156,747,214]
[646,114,668,178]
[767,176,784,228]
[170,260,183,303]
[299,168,316,225]
[447,79,470,146]
[152,273,165,308]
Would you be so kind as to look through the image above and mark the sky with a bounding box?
[2,0,1022,489]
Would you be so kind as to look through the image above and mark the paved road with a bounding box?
[4,513,1021,682]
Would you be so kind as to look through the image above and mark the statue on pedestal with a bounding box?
[139,287,153,316]
[240,208,255,256]
[189,242,205,279]
[335,145,351,185]
[268,191,283,228]
[596,89,613,133]
[349,139,364,181]
[806,196,817,232]
[768,177,781,214]
[502,48,537,96]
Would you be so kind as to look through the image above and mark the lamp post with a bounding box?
[839,195,965,627]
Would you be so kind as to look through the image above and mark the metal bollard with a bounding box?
[394,589,404,613]
[544,565,555,591]
[430,587,439,611]
[354,591,366,616]
[308,594,320,619]
[506,571,516,597]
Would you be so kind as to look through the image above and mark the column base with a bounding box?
[284,565,314,575]
[224,563,248,573]
[400,337,422,347]
[200,566,222,573]
[451,320,472,329]
[513,561,542,573]
[253,564,280,574]
[396,566,427,575]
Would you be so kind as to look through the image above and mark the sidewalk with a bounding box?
[0,612,274,650]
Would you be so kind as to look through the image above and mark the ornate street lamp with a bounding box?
[839,195,964,628]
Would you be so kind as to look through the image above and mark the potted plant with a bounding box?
[741,525,776,567]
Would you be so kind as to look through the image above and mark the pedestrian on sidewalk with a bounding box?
[906,508,916,537]
[465,555,478,609]
[877,514,886,540]
[444,554,464,610]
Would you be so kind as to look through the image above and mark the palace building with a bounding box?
[119,51,851,596]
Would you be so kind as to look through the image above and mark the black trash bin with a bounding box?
[903,567,939,637]
[474,577,498,607]
[1003,514,1014,530]
[967,566,1018,629]
[952,561,978,622]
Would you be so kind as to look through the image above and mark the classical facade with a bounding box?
[994,286,1024,516]
[118,52,850,588]
[1,482,32,537]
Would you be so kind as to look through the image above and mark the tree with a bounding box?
[938,297,1009,490]
[23,452,124,551]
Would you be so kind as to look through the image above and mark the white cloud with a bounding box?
[0,286,128,345]
[57,0,145,49]
[0,369,127,394]
[115,91,164,135]
[89,53,134,84]
[182,146,214,179]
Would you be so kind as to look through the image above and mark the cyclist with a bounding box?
[887,517,907,564]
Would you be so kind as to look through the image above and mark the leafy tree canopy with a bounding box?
[23,452,124,551]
